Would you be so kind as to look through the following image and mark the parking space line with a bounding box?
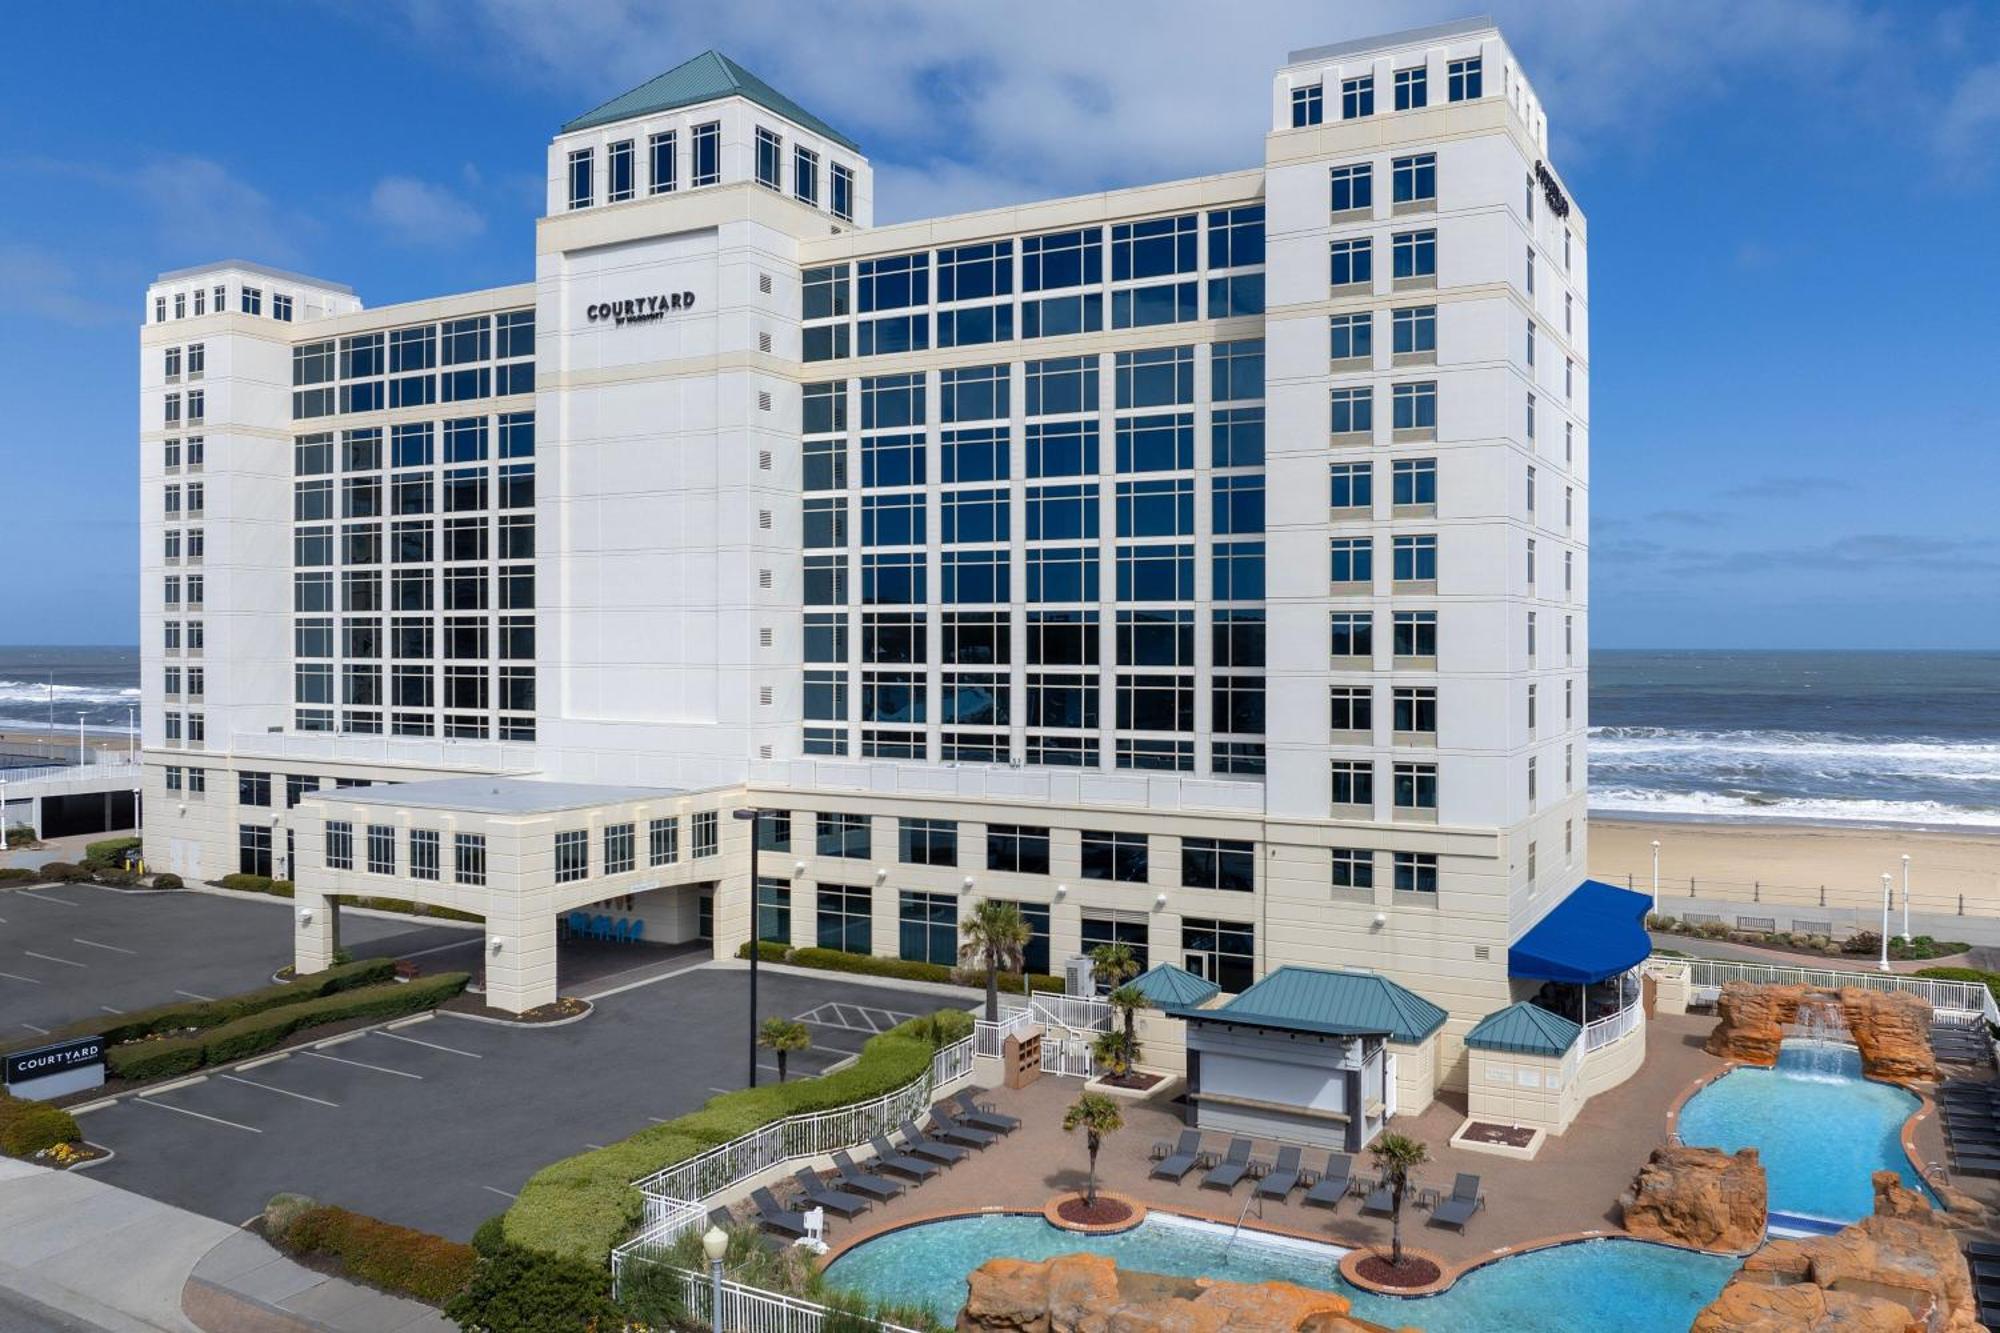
[140,1075,208,1097]
[0,972,42,985]
[137,1098,262,1134]
[101,1006,124,1015]
[373,1029,480,1058]
[302,1050,424,1080]
[648,1116,671,1123]
[481,1185,517,1199]
[176,989,217,1002]
[237,1053,290,1071]
[72,937,139,955]
[386,1013,435,1029]
[222,1074,340,1108]
[314,1032,363,1048]
[17,893,79,906]
[23,951,86,968]
[19,1022,49,1034]
[397,939,481,961]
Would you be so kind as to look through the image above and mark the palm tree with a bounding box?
[1369,1132,1430,1268]
[758,1017,811,1082]
[1062,1091,1124,1206]
[1091,1029,1133,1079]
[959,900,1031,1023]
[1090,942,1140,997]
[1108,982,1145,1061]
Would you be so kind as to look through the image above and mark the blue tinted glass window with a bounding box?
[1114,415,1194,472]
[1330,462,1372,508]
[1211,339,1264,401]
[939,365,1009,423]
[860,374,925,429]
[1211,407,1264,467]
[1213,475,1264,535]
[1111,215,1197,281]
[1330,164,1372,212]
[941,428,1006,483]
[1290,84,1323,126]
[1330,238,1372,285]
[941,489,1007,544]
[1111,282,1197,329]
[1330,313,1373,359]
[1116,544,1195,600]
[1393,230,1437,279]
[1026,357,1099,415]
[1022,229,1102,291]
[1114,346,1194,408]
[936,304,1013,347]
[1207,274,1264,318]
[937,242,1014,302]
[1395,65,1428,110]
[1116,478,1194,538]
[857,253,929,312]
[861,434,925,488]
[1027,484,1099,540]
[1022,293,1103,338]
[1207,206,1264,269]
[1026,421,1099,477]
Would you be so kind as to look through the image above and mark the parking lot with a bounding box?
[0,885,477,1039]
[76,967,941,1240]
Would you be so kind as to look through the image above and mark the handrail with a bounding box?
[610,1257,926,1332]
[1583,1000,1643,1053]
[1658,952,1987,1013]
[974,1009,1037,1058]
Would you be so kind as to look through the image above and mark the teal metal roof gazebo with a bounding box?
[1464,1001,1582,1057]
[1129,963,1220,1009]
[1173,965,1448,1044]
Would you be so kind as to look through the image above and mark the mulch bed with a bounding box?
[439,994,590,1023]
[1098,1070,1163,1091]
[34,1142,109,1170]
[1460,1121,1538,1148]
[1056,1195,1134,1227]
[1354,1254,1442,1289]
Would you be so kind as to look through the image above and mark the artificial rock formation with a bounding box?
[1619,1144,1768,1252]
[1704,983,1937,1086]
[1691,1172,1979,1333]
[956,1252,1402,1333]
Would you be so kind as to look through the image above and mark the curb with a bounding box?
[436,1000,595,1030]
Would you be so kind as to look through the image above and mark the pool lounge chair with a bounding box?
[1256,1146,1304,1200]
[1200,1138,1256,1192]
[926,1109,1000,1149]
[792,1168,871,1218]
[832,1149,905,1200]
[1361,1180,1395,1215]
[750,1187,808,1238]
[1303,1153,1354,1209]
[898,1118,972,1166]
[1429,1174,1486,1231]
[867,1132,941,1180]
[1150,1130,1205,1182]
[950,1089,1022,1133]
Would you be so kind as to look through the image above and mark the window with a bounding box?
[1329,237,1372,286]
[1329,312,1372,360]
[1329,536,1372,583]
[1330,760,1374,807]
[410,829,440,881]
[1182,917,1254,992]
[648,816,679,866]
[607,139,634,202]
[567,148,593,209]
[238,771,271,807]
[1393,305,1436,354]
[987,824,1050,875]
[326,821,353,870]
[1394,610,1437,657]
[692,811,717,858]
[692,122,720,187]
[1342,74,1374,119]
[366,824,395,875]
[1290,84,1323,126]
[756,878,791,945]
[273,294,293,321]
[1394,685,1438,735]
[817,883,871,953]
[1330,386,1372,435]
[238,824,272,877]
[1394,852,1439,893]
[648,130,676,193]
[1395,64,1428,110]
[1394,762,1438,810]
[454,833,486,885]
[793,145,819,206]
[1392,153,1436,205]
[816,812,870,859]
[555,829,588,882]
[898,891,956,966]
[1393,381,1437,430]
[1329,163,1372,213]
[1448,56,1483,102]
[831,162,855,221]
[1082,831,1149,883]
[1332,848,1373,890]
[1392,457,1437,506]
[1330,461,1371,510]
[604,822,635,875]
[1393,230,1437,280]
[1111,214,1197,281]
[899,818,957,866]
[755,127,782,191]
[1330,686,1372,732]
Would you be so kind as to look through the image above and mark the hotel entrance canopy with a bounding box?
[1508,880,1654,985]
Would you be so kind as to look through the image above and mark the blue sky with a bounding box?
[4,0,1997,648]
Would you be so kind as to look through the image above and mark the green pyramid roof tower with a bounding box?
[562,50,860,152]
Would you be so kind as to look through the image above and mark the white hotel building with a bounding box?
[136,19,1632,1107]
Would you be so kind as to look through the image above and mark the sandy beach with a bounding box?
[1592,816,2000,918]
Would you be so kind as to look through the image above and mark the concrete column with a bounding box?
[295,892,339,975]
[485,913,558,1014]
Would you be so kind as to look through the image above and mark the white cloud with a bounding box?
[368,176,487,246]
[0,244,123,327]
[130,155,305,263]
[1936,61,2000,181]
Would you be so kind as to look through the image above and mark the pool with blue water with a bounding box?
[1675,1039,1932,1222]
[822,1212,1739,1333]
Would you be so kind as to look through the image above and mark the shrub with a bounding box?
[85,836,141,865]
[263,1192,319,1237]
[152,872,184,891]
[736,940,791,963]
[504,1011,959,1263]
[94,869,138,888]
[1915,967,2000,1000]
[1842,930,1882,957]
[0,1094,82,1157]
[219,873,296,898]
[36,862,88,884]
[445,1239,619,1331]
[274,1204,476,1306]
[1645,913,1679,932]
[1695,920,1731,939]
[0,867,34,885]
[106,1038,205,1081]
[774,945,1062,996]
[614,1256,701,1329]
[471,1214,509,1258]
[81,956,398,1048]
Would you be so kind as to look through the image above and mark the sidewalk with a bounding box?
[0,1159,451,1333]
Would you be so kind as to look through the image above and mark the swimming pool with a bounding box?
[1676,1039,1932,1222]
[822,1212,1739,1333]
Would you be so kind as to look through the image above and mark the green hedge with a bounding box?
[1916,967,2000,1000]
[220,873,296,898]
[106,973,469,1080]
[504,1012,953,1263]
[0,867,34,885]
[738,941,1064,995]
[84,836,141,866]
[0,1093,82,1157]
[153,873,184,890]
[335,894,482,924]
[274,1203,476,1306]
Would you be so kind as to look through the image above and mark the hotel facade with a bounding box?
[136,19,1623,1105]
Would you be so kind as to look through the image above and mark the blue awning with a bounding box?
[1508,879,1654,985]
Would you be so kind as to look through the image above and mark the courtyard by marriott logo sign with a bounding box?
[587,292,698,326]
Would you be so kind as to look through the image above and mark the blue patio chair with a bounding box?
[630,918,645,943]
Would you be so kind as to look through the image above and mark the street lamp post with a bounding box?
[701,1225,729,1330]
[77,713,86,766]
[1879,874,1892,973]
[1900,854,1911,943]
[732,807,765,1088]
[1650,839,1661,914]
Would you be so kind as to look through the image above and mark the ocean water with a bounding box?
[1592,650,2000,829]
[0,645,142,736]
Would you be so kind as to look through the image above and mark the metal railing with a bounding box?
[1002,991,1113,1033]
[1041,1031,1097,1078]
[974,1009,1037,1058]
[0,760,142,787]
[1667,953,1988,1014]
[1583,1000,1644,1053]
[1617,869,1992,919]
[610,1255,926,1332]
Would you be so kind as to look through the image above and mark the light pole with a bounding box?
[77,713,86,766]
[732,807,765,1088]
[1879,874,1892,973]
[1900,854,1911,943]
[701,1224,729,1331]
[1650,839,1661,914]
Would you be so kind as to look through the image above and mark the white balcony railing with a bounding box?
[1583,1000,1643,1053]
[974,1009,1037,1058]
[1666,953,1988,1016]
